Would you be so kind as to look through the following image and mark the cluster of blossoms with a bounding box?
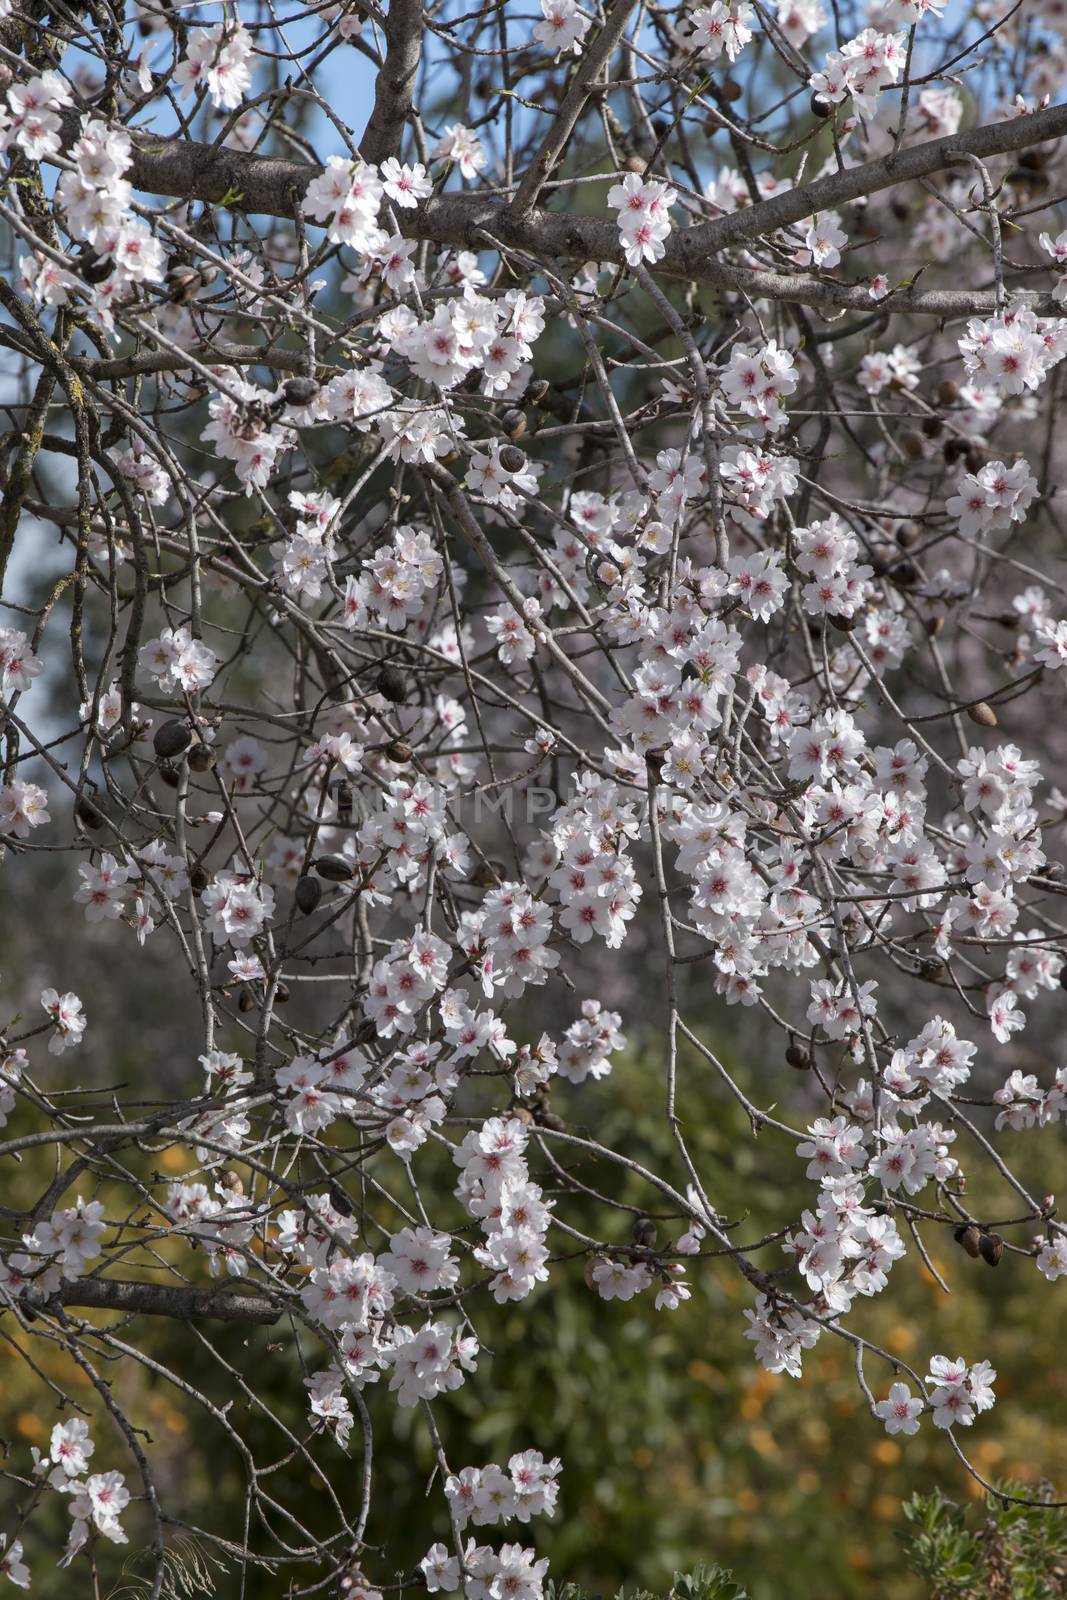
[857,343,922,395]
[302,152,432,250]
[419,1540,550,1600]
[137,624,218,693]
[200,373,296,493]
[354,775,470,897]
[117,447,170,504]
[344,523,444,631]
[0,70,71,161]
[873,1357,996,1436]
[718,341,799,432]
[0,777,49,839]
[202,870,276,948]
[444,1452,560,1530]
[271,489,341,600]
[0,1195,105,1301]
[23,117,166,322]
[678,1,757,61]
[607,172,676,267]
[946,457,1038,536]
[810,28,906,119]
[457,1117,553,1303]
[544,775,642,949]
[174,24,253,109]
[958,301,1067,396]
[747,1025,988,1407]
[34,1421,131,1566]
[276,1197,478,1437]
[0,628,42,699]
[389,285,544,397]
[794,513,874,620]
[993,1064,1067,1131]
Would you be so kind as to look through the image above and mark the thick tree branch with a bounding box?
[16,1278,284,1325]
[357,0,424,167]
[119,101,1067,318]
[78,343,311,381]
[679,98,1067,259]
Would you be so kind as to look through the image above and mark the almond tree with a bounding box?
[2,0,1067,1591]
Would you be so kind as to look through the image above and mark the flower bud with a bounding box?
[295,874,323,914]
[315,854,355,882]
[334,778,354,823]
[632,1216,658,1249]
[954,1223,981,1258]
[187,740,215,772]
[283,376,320,407]
[968,701,998,728]
[376,663,407,703]
[77,243,114,284]
[75,794,104,830]
[154,720,192,759]
[979,1231,1003,1267]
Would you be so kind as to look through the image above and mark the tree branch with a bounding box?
[118,101,1067,319]
[15,1278,284,1325]
[680,98,1067,259]
[357,0,424,167]
[77,343,311,381]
